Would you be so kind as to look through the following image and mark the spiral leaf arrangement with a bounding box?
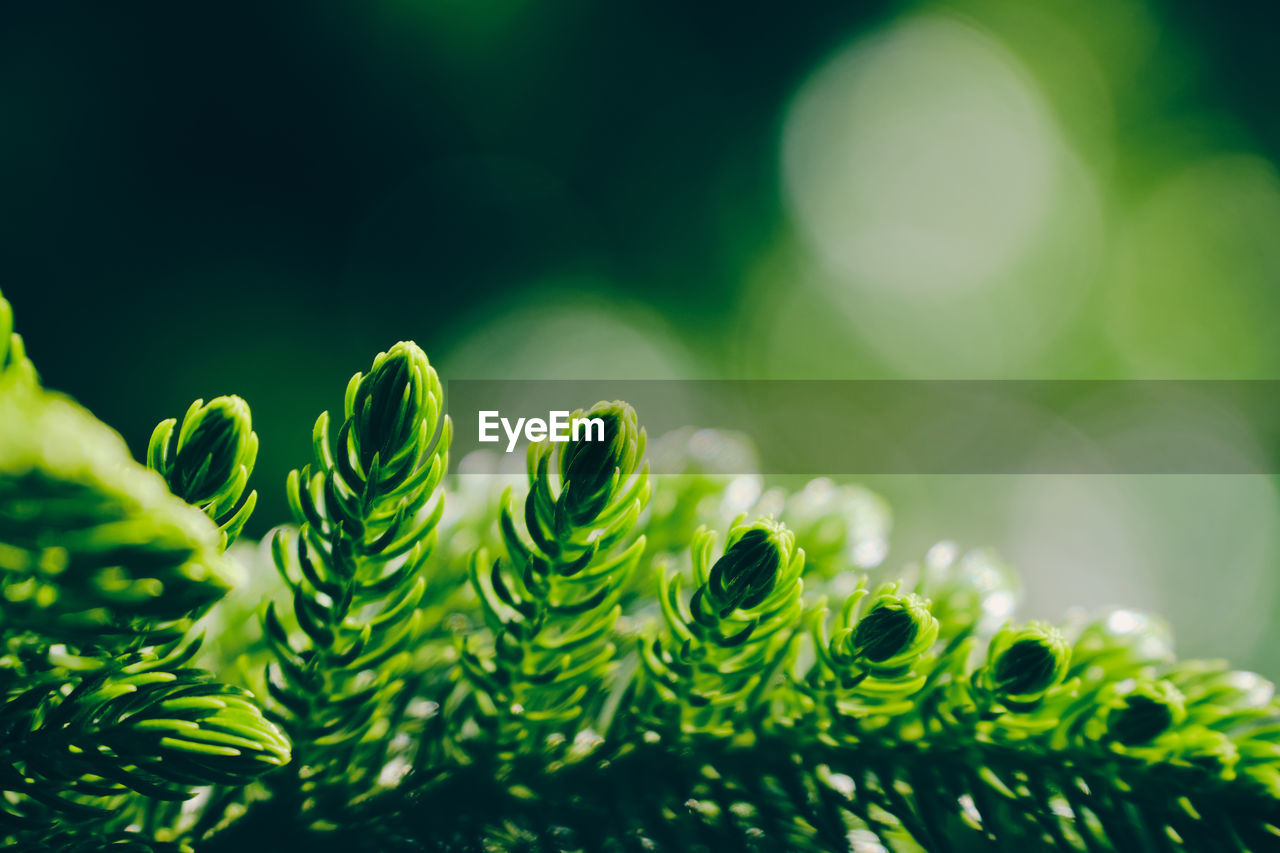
[4,286,1280,850]
[458,401,649,752]
[805,581,940,721]
[148,396,259,551]
[262,341,451,809]
[640,517,804,736]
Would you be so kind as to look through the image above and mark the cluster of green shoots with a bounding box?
[2,287,1279,851]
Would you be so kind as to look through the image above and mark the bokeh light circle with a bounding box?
[783,15,1058,296]
[773,14,1104,377]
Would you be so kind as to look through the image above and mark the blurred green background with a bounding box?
[3,2,1279,670]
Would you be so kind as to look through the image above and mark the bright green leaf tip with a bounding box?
[705,518,796,617]
[847,588,939,671]
[149,394,258,549]
[0,376,231,641]
[983,620,1071,704]
[1107,679,1186,746]
[348,339,444,472]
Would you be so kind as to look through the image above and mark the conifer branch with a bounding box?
[262,341,451,809]
[2,296,1278,851]
[0,296,286,850]
[457,401,649,754]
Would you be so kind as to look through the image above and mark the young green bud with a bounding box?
[845,589,939,674]
[269,341,451,795]
[1177,729,1240,781]
[559,400,645,525]
[1105,680,1185,746]
[981,622,1070,705]
[645,517,804,733]
[705,518,796,618]
[162,397,255,504]
[347,340,443,474]
[149,395,258,548]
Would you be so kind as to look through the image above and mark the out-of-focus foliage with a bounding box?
[0,378,231,645]
[0,293,286,851]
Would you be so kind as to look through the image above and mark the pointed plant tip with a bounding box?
[206,394,252,422]
[985,621,1070,703]
[351,340,443,468]
[1106,679,1185,746]
[729,516,795,558]
[166,395,257,508]
[388,339,429,360]
[849,591,938,668]
[384,341,436,381]
[586,398,637,420]
[374,340,434,380]
[556,399,647,526]
[579,400,644,452]
[706,518,795,614]
[362,341,438,412]
[578,400,642,452]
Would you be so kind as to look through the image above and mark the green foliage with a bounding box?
[0,295,288,851]
[806,581,939,717]
[3,641,288,805]
[0,378,231,646]
[261,341,451,810]
[148,397,259,551]
[4,289,1280,851]
[0,293,36,384]
[459,401,649,751]
[975,621,1071,708]
[640,518,803,736]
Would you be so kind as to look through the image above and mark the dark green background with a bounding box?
[4,1,1280,669]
